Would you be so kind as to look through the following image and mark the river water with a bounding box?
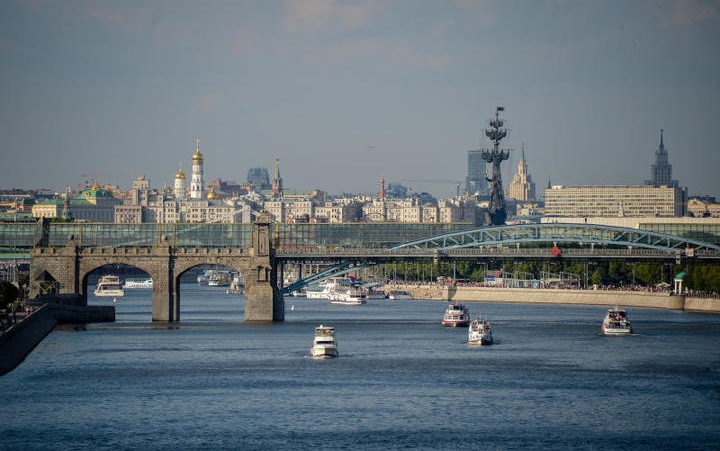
[2,284,720,450]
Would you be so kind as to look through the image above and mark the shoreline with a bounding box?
[386,284,720,314]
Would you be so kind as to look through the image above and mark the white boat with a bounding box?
[304,283,328,299]
[197,270,212,285]
[468,316,493,345]
[208,271,231,287]
[310,325,338,358]
[441,302,470,327]
[601,307,633,335]
[94,275,125,297]
[226,275,244,294]
[328,285,367,305]
[387,290,412,300]
[124,278,153,289]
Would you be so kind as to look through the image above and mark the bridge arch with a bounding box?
[388,223,720,253]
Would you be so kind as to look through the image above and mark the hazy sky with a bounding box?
[2,0,719,199]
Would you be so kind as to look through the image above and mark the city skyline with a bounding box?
[2,1,719,198]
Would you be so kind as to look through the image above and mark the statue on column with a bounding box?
[481,107,511,225]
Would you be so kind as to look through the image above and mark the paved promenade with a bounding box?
[387,284,720,313]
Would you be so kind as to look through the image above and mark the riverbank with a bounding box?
[387,284,720,314]
[0,302,114,376]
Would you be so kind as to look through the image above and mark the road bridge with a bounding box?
[1,221,718,321]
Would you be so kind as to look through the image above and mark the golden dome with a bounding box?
[175,163,186,180]
[207,185,218,200]
[192,138,204,163]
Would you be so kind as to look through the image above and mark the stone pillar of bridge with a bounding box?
[245,213,283,322]
[29,235,80,301]
[151,236,178,322]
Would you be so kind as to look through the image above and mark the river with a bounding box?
[2,283,719,450]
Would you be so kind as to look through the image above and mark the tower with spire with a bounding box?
[271,158,283,199]
[645,129,678,188]
[191,139,205,199]
[509,143,536,201]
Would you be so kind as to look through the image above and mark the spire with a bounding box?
[521,142,526,162]
[272,158,283,199]
[660,129,664,147]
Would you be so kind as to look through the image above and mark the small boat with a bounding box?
[226,275,244,294]
[601,307,633,335]
[441,302,470,327]
[387,290,412,300]
[197,270,212,285]
[124,278,153,289]
[94,275,125,297]
[310,325,338,359]
[468,316,493,345]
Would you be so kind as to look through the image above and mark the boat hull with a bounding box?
[601,326,632,336]
[468,337,493,346]
[310,346,338,358]
[442,320,469,327]
[94,289,125,297]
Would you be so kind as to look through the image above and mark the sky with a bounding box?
[1,0,719,199]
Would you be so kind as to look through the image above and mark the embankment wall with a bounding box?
[391,285,720,313]
[0,304,114,376]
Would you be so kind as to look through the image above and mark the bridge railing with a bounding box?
[43,223,253,248]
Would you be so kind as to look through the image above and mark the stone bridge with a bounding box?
[29,218,283,322]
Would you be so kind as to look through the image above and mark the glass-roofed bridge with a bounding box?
[2,220,719,321]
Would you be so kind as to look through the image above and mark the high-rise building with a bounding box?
[465,150,487,196]
[544,184,687,218]
[509,143,536,201]
[247,167,271,191]
[190,139,205,199]
[645,129,678,188]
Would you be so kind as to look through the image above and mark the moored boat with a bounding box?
[442,302,470,327]
[468,316,493,345]
[387,290,412,300]
[124,278,153,289]
[601,307,633,335]
[94,275,125,297]
[310,325,338,358]
[208,271,231,287]
[328,285,367,305]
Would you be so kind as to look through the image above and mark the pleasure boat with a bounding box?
[441,302,470,327]
[468,316,493,345]
[387,290,412,300]
[601,307,633,335]
[328,285,367,305]
[226,275,244,294]
[197,270,212,285]
[310,325,338,358]
[124,278,153,289]
[94,275,125,297]
[208,271,231,287]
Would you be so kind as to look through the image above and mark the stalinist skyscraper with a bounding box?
[190,139,205,199]
[509,143,536,201]
[645,129,678,188]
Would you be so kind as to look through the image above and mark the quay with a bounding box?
[0,300,114,376]
[387,284,720,314]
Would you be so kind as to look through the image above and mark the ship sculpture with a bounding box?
[481,107,511,225]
